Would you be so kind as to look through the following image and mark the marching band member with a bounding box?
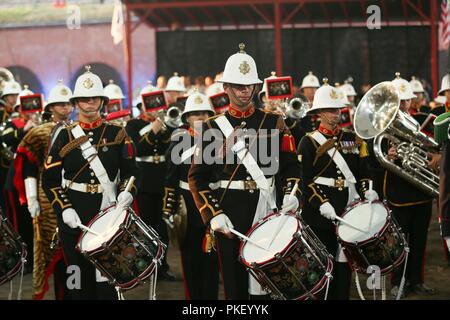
[432,74,450,117]
[259,72,304,147]
[162,91,219,299]
[0,80,21,215]
[409,77,430,115]
[386,73,435,297]
[298,79,376,300]
[42,66,139,299]
[435,112,450,256]
[340,80,357,108]
[3,85,42,273]
[165,72,187,109]
[189,44,301,300]
[299,71,321,135]
[125,81,176,281]
[103,79,126,115]
[300,71,320,105]
[13,80,73,299]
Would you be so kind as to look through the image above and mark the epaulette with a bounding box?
[341,127,352,133]
[65,121,78,129]
[107,121,124,128]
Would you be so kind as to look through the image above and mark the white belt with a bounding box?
[219,177,274,190]
[179,181,189,190]
[179,180,220,191]
[314,177,349,188]
[135,155,166,163]
[66,181,103,194]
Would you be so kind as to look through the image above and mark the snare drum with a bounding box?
[337,200,407,275]
[0,216,27,286]
[239,212,334,300]
[77,205,166,290]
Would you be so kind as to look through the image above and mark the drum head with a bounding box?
[78,205,128,252]
[242,214,299,265]
[337,201,388,243]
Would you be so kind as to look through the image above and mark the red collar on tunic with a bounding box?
[79,118,103,130]
[446,102,450,113]
[140,113,156,122]
[318,124,340,136]
[228,105,255,118]
[188,127,199,137]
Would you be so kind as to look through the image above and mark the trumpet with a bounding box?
[285,95,309,120]
[353,81,440,197]
[164,106,182,128]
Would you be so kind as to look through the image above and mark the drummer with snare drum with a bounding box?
[297,78,378,300]
[188,44,302,300]
[42,66,140,300]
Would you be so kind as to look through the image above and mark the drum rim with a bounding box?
[0,247,27,286]
[0,217,28,286]
[76,204,131,253]
[336,199,390,245]
[296,256,334,300]
[239,211,300,267]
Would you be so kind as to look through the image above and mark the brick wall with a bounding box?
[0,22,156,104]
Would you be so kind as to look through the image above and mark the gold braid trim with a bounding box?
[314,138,335,164]
[113,128,126,144]
[59,136,89,158]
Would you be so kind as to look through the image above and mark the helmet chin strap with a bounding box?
[78,101,103,117]
[228,85,257,108]
[321,112,339,129]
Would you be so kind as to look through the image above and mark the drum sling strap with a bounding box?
[180,145,196,163]
[310,131,359,204]
[139,122,153,137]
[310,131,359,263]
[71,125,117,210]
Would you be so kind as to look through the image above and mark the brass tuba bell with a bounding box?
[353,81,440,197]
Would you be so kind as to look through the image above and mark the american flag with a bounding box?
[440,0,450,50]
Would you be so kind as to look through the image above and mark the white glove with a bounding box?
[28,198,40,219]
[280,195,299,214]
[62,208,81,229]
[210,214,234,235]
[319,202,337,220]
[364,189,379,202]
[25,177,40,218]
[445,237,450,253]
[117,191,133,207]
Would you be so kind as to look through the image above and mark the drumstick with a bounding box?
[124,176,136,193]
[77,223,101,236]
[335,216,368,234]
[229,228,269,251]
[104,176,136,234]
[367,180,375,232]
[266,183,299,249]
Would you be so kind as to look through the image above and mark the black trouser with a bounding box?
[0,166,8,216]
[58,190,117,300]
[180,190,219,299]
[215,189,260,300]
[136,192,171,273]
[311,227,351,300]
[391,201,433,287]
[58,227,117,300]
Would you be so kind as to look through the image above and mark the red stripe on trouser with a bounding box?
[215,238,227,300]
[179,252,191,300]
[7,191,18,231]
